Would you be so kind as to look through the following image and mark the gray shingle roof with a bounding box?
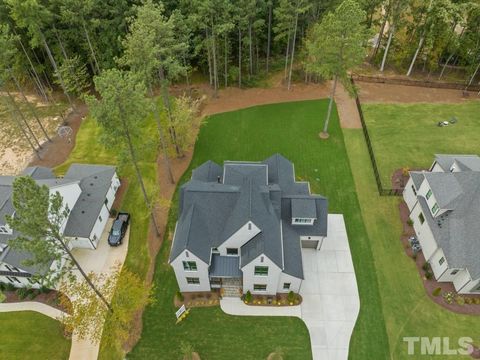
[63,164,116,238]
[434,154,480,172]
[169,154,329,280]
[413,163,480,279]
[291,198,317,219]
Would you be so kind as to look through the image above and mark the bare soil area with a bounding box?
[358,81,480,103]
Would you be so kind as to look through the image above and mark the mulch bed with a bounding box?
[174,291,221,308]
[398,201,480,315]
[391,168,425,190]
[245,293,302,307]
[2,288,71,313]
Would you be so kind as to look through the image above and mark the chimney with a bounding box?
[217,176,221,183]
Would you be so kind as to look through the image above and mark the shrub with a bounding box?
[432,287,442,297]
[176,290,184,302]
[244,290,252,304]
[474,298,480,305]
[422,262,431,271]
[287,291,295,303]
[0,291,5,303]
[5,283,15,292]
[443,291,455,304]
[456,296,465,306]
[27,290,38,300]
[402,167,410,177]
[406,218,414,227]
[0,282,6,291]
[39,285,50,294]
[465,297,473,305]
[412,253,417,261]
[110,208,118,217]
[16,287,29,300]
[424,271,433,280]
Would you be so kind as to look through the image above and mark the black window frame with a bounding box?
[226,248,238,255]
[254,266,269,276]
[283,283,291,290]
[186,277,200,285]
[418,212,425,225]
[253,284,267,291]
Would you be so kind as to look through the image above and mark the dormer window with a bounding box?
[292,218,314,225]
[426,189,432,200]
[431,203,439,215]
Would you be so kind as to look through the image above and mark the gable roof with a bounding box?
[434,154,480,172]
[169,154,329,280]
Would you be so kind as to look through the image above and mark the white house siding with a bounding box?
[277,272,302,293]
[403,178,419,212]
[430,162,444,173]
[171,250,211,292]
[429,248,448,279]
[217,221,260,256]
[410,202,438,260]
[454,270,473,294]
[105,173,120,210]
[88,204,110,248]
[438,267,463,283]
[462,278,480,294]
[68,236,93,249]
[52,183,82,234]
[241,254,282,296]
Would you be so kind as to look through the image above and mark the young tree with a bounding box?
[6,177,112,311]
[59,266,152,345]
[305,0,369,138]
[86,69,161,236]
[169,96,200,155]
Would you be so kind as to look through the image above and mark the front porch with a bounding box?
[210,254,243,297]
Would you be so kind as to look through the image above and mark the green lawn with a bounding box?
[362,101,480,186]
[0,311,71,360]
[343,129,479,359]
[129,100,389,359]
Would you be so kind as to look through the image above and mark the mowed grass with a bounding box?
[362,101,480,186]
[129,100,389,359]
[343,129,479,359]
[0,311,71,360]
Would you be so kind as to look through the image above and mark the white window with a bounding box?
[186,277,200,285]
[293,218,314,225]
[451,269,459,275]
[183,261,197,271]
[253,284,267,291]
[439,257,445,266]
[0,225,8,234]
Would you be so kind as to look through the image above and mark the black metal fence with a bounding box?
[350,77,403,197]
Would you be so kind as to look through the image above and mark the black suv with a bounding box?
[108,212,130,246]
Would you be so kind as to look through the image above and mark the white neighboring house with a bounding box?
[403,154,480,294]
[169,154,328,296]
[0,164,120,288]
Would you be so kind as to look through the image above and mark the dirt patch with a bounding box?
[358,81,480,104]
[391,168,425,190]
[29,104,88,169]
[3,288,71,313]
[398,201,480,315]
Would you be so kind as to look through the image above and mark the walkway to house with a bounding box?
[0,301,66,319]
[220,214,360,360]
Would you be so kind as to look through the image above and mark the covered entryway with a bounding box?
[301,239,319,249]
[210,254,243,297]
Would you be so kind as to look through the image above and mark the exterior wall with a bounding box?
[438,267,464,283]
[410,202,438,260]
[217,221,260,256]
[88,204,110,248]
[430,162,444,173]
[454,269,473,293]
[241,254,282,296]
[461,278,480,294]
[403,177,419,212]
[105,172,120,211]
[171,249,211,292]
[429,248,449,280]
[277,272,302,293]
[68,236,93,249]
[51,183,82,233]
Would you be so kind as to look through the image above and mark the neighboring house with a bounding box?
[403,154,480,294]
[169,154,328,296]
[0,164,120,288]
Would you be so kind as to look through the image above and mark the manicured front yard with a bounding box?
[0,311,71,360]
[129,100,389,359]
[362,101,480,186]
[343,129,479,359]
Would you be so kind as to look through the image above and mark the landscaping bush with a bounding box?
[287,291,295,304]
[424,271,433,280]
[443,291,455,304]
[422,262,431,271]
[16,287,29,300]
[27,290,38,300]
[0,291,5,303]
[39,285,50,294]
[176,290,184,302]
[406,218,414,227]
[474,298,480,305]
[110,208,118,217]
[456,296,465,306]
[465,297,473,305]
[5,283,15,292]
[0,282,6,291]
[244,290,252,304]
[432,287,442,297]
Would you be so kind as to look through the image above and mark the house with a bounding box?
[169,154,328,296]
[0,164,120,288]
[403,154,480,294]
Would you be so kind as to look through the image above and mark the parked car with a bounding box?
[108,212,130,246]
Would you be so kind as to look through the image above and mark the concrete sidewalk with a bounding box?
[0,301,66,319]
[220,214,360,360]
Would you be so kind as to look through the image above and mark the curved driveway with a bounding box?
[220,214,360,360]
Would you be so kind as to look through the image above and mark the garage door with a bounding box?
[301,239,319,249]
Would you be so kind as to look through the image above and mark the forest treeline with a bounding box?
[1,0,480,103]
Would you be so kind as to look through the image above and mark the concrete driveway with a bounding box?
[68,218,130,360]
[220,214,360,360]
